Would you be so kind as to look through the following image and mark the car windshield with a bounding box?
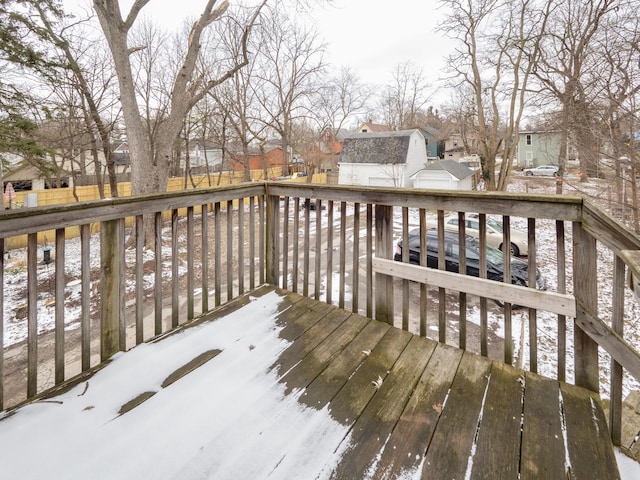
[465,238,504,265]
[486,218,503,233]
[485,244,505,264]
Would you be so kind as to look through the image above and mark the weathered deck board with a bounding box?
[7,285,620,479]
[260,287,618,479]
[421,351,493,479]
[520,372,568,479]
[562,382,621,479]
[471,361,524,479]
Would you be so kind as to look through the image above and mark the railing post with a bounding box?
[573,221,599,392]
[265,191,280,286]
[101,219,123,361]
[375,204,394,324]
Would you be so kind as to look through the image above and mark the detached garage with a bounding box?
[338,129,427,188]
[411,160,476,191]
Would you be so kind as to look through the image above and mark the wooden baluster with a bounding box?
[528,218,537,373]
[282,196,290,290]
[339,201,347,310]
[326,200,334,304]
[366,204,373,318]
[187,206,194,320]
[27,233,37,397]
[610,255,625,446]
[292,197,300,293]
[201,206,209,314]
[154,212,163,334]
[135,216,144,343]
[402,207,409,331]
[556,220,566,381]
[54,228,65,385]
[352,202,360,313]
[458,212,467,350]
[172,209,179,328]
[573,221,599,392]
[375,204,394,325]
[502,216,512,365]
[101,219,123,361]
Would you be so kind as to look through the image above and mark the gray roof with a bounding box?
[339,129,419,165]
[419,125,440,138]
[419,160,474,180]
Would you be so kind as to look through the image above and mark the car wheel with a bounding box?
[553,172,558,177]
[525,171,533,176]
[499,243,520,257]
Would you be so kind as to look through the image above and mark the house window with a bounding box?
[526,134,532,146]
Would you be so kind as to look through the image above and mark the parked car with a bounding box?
[443,213,528,256]
[523,165,559,177]
[393,229,546,290]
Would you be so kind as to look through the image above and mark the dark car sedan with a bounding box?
[394,229,546,290]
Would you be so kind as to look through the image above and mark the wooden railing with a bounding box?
[2,181,640,449]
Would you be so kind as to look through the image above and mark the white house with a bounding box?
[411,160,476,190]
[183,140,223,169]
[338,129,427,187]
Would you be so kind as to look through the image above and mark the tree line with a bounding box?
[1,0,639,230]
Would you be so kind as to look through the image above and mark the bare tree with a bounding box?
[92,0,267,203]
[440,0,549,191]
[314,67,372,134]
[33,7,122,198]
[532,0,618,190]
[207,7,267,182]
[380,61,431,130]
[253,5,325,174]
[597,8,640,231]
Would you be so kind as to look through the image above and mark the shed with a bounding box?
[411,160,475,190]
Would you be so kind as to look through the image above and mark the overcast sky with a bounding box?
[306,0,450,89]
[66,0,452,104]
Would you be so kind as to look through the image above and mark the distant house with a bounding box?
[338,129,427,187]
[229,146,289,178]
[182,140,222,169]
[307,127,349,176]
[411,160,476,191]
[357,121,391,134]
[72,142,130,177]
[516,130,561,168]
[416,126,441,159]
[443,133,479,161]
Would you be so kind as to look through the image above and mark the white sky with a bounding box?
[306,0,449,89]
[67,0,451,101]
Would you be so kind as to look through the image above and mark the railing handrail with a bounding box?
[0,182,265,238]
[582,199,640,253]
[266,182,586,220]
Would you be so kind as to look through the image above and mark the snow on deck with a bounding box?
[0,286,621,479]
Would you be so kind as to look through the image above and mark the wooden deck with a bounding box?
[192,285,620,479]
[1,285,620,479]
